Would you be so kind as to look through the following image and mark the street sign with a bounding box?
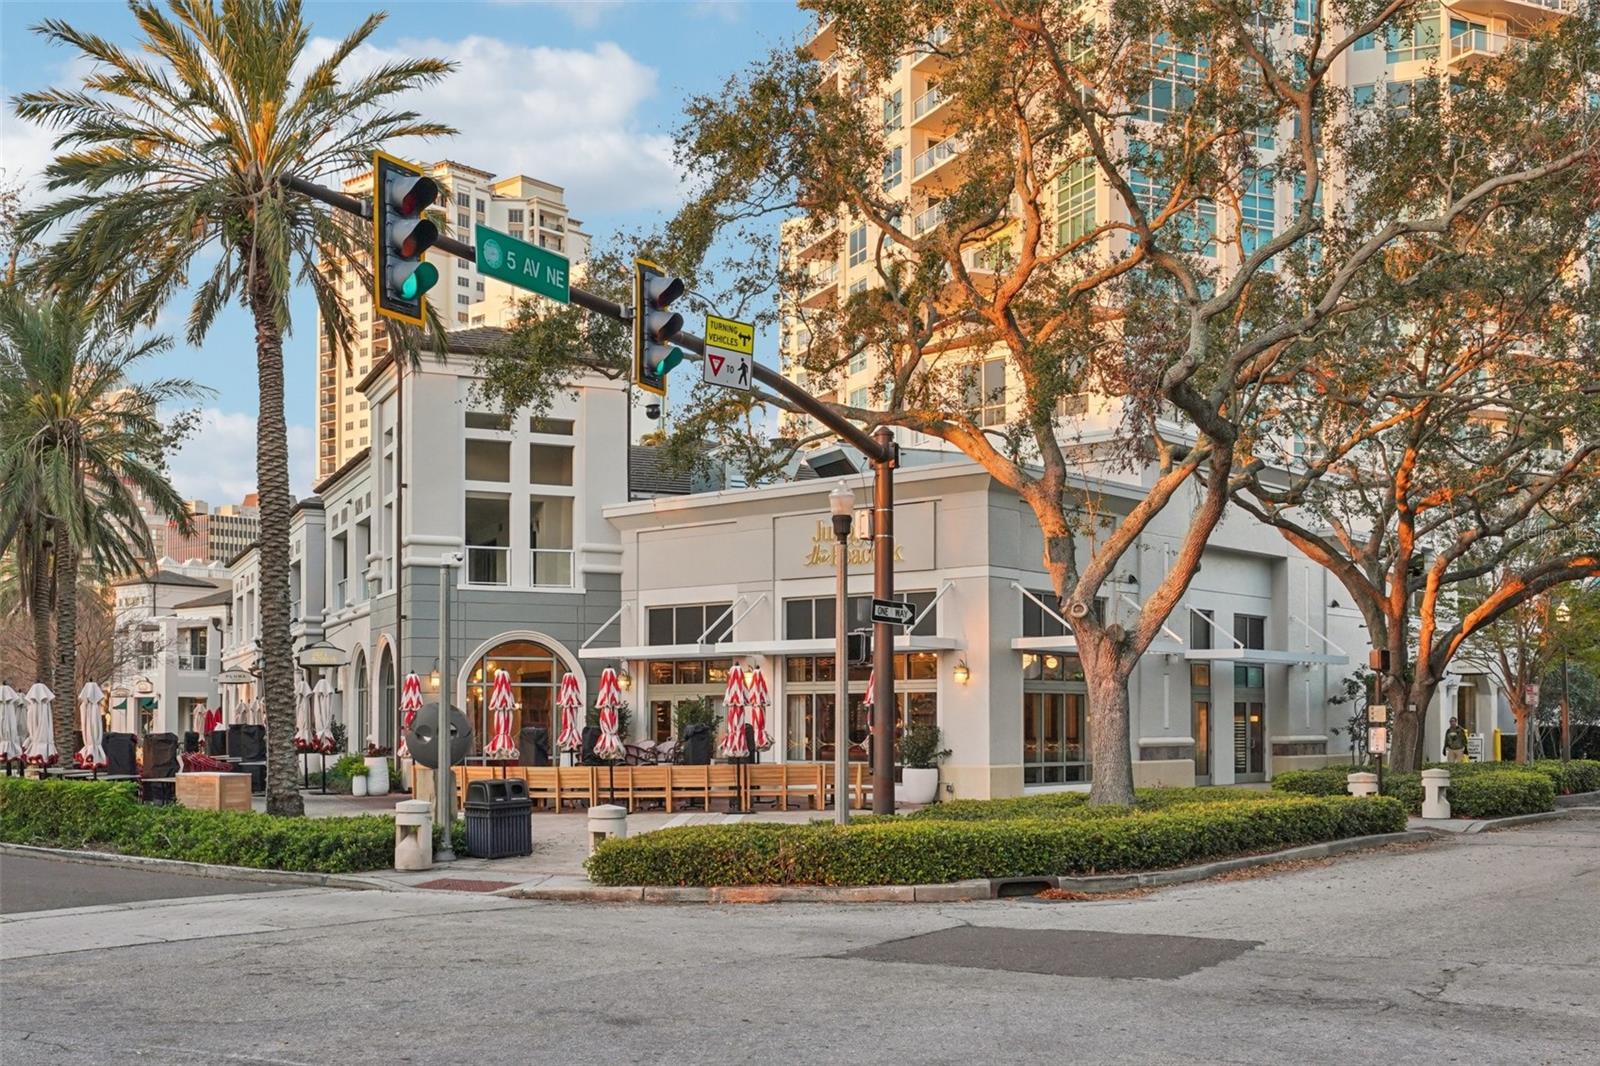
[1368,726,1388,755]
[1366,703,1388,724]
[703,313,754,392]
[870,598,915,627]
[475,223,570,305]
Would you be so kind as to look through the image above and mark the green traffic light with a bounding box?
[400,261,439,300]
[654,346,685,376]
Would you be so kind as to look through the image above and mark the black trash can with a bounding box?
[464,778,533,859]
[680,723,712,765]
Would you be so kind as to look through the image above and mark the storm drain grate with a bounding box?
[413,878,520,893]
[842,926,1260,980]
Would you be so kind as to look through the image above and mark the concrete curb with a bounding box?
[1467,809,1568,833]
[1555,789,1600,809]
[0,842,395,892]
[497,830,1433,905]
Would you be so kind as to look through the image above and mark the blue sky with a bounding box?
[0,0,808,501]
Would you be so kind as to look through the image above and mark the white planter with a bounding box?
[350,773,369,797]
[900,766,940,805]
[364,756,391,796]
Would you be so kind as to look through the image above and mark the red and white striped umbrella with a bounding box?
[23,683,58,767]
[744,666,771,750]
[483,669,520,759]
[719,664,748,758]
[593,667,626,762]
[861,669,875,705]
[73,682,108,770]
[556,673,584,752]
[397,672,424,758]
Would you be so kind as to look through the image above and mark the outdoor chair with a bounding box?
[139,733,180,805]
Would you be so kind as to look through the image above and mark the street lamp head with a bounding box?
[828,481,855,517]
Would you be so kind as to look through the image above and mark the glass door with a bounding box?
[1233,700,1265,781]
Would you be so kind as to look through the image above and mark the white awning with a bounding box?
[1009,637,1185,657]
[1185,648,1349,666]
[579,634,960,662]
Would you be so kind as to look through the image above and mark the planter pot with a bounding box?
[364,756,391,796]
[900,766,940,805]
[350,773,369,797]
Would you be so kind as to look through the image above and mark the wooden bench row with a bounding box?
[417,762,873,814]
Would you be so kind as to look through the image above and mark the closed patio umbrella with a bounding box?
[593,668,625,762]
[74,682,108,771]
[556,673,584,754]
[24,683,58,767]
[191,703,208,736]
[483,669,519,760]
[719,665,748,758]
[397,672,423,759]
[312,677,336,753]
[0,684,24,766]
[744,666,771,751]
[293,676,313,752]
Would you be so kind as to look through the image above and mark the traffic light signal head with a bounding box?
[373,151,440,325]
[634,258,686,397]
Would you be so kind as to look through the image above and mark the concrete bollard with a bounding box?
[1421,768,1452,820]
[1346,772,1379,797]
[588,804,628,855]
[394,799,434,871]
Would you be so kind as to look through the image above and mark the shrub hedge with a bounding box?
[1273,761,1565,817]
[0,778,460,873]
[586,794,1407,886]
[904,785,1272,823]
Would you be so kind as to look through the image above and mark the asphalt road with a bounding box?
[2,817,1596,1065]
[0,854,285,915]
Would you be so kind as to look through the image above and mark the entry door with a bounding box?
[1233,701,1265,781]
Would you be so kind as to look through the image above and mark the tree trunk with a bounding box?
[1079,630,1136,806]
[1516,709,1533,765]
[248,266,304,818]
[29,544,51,685]
[53,523,79,753]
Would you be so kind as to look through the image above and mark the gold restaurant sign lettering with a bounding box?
[803,520,904,568]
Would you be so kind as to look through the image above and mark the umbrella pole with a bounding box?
[320,751,328,794]
[608,760,616,805]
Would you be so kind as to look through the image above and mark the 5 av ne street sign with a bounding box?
[475,223,570,305]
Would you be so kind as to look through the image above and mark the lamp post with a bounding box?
[829,482,855,826]
[436,553,463,862]
[1555,602,1572,764]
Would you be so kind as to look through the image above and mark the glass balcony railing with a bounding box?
[1448,29,1521,60]
[913,137,964,179]
[911,202,947,237]
[912,86,945,122]
[530,548,575,588]
[807,263,838,293]
[466,545,511,586]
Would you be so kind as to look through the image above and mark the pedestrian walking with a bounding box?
[1443,717,1469,764]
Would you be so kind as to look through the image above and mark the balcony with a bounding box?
[799,263,839,309]
[794,218,839,260]
[912,25,951,71]
[1445,0,1573,25]
[530,548,574,588]
[465,545,510,586]
[177,654,207,673]
[911,86,955,133]
[805,16,837,61]
[818,53,841,89]
[911,201,947,238]
[912,137,965,190]
[1447,29,1525,67]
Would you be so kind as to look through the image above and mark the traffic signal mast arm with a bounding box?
[282,173,890,463]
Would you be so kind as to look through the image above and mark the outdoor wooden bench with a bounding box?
[521,767,561,809]
[557,766,596,809]
[626,765,673,811]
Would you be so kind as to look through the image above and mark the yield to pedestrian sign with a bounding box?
[703,313,754,392]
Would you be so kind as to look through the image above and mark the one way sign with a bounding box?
[870,598,916,627]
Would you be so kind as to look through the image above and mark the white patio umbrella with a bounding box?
[293,676,313,752]
[74,682,108,771]
[312,676,336,753]
[190,703,209,735]
[24,682,58,768]
[0,684,24,765]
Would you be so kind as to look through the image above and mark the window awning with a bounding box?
[1009,636,1185,657]
[1185,648,1348,667]
[580,635,960,662]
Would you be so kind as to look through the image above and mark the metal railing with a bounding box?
[1448,30,1521,60]
[808,263,838,293]
[911,202,946,237]
[530,548,575,588]
[465,545,511,586]
[913,137,964,179]
[912,86,945,121]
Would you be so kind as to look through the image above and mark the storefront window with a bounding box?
[784,654,937,762]
[463,639,567,758]
[641,658,735,741]
[1022,653,1089,784]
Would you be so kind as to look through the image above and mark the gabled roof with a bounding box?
[111,569,221,589]
[171,588,232,609]
[313,448,371,496]
[629,445,693,497]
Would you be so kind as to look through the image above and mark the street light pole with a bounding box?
[435,555,460,862]
[871,427,897,815]
[1556,602,1572,764]
[829,483,855,826]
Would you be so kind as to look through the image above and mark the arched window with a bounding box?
[353,649,368,749]
[464,638,570,758]
[379,646,396,749]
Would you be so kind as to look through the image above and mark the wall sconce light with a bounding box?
[617,669,633,692]
[429,660,440,689]
[1329,599,1342,609]
[952,660,971,685]
[1118,572,1138,586]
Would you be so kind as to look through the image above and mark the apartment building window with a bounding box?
[1055,157,1096,247]
[648,602,734,645]
[359,312,368,322]
[457,211,469,228]
[1240,168,1275,258]
[530,417,575,435]
[847,224,867,267]
[848,279,868,296]
[1292,0,1312,35]
[465,410,512,431]
[465,439,511,481]
[1136,34,1206,122]
[1022,589,1069,639]
[475,198,486,213]
[476,281,485,294]
[882,89,903,130]
[849,348,867,374]
[1355,31,1375,50]
[1233,613,1266,651]
[529,443,574,485]
[457,312,469,323]
[882,146,903,190]
[458,275,470,287]
[507,208,524,224]
[456,191,470,207]
[1130,144,1216,257]
[1352,83,1376,108]
[786,591,936,639]
[849,386,869,409]
[540,235,563,252]
[529,496,573,586]
[965,358,1007,426]
[509,228,523,239]
[1385,2,1440,63]
[464,495,511,585]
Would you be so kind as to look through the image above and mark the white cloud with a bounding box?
[304,34,682,216]
[0,86,63,203]
[165,408,315,505]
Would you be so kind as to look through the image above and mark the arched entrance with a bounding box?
[352,648,369,748]
[459,635,579,758]
[378,645,396,750]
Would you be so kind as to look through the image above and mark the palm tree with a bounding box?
[0,291,201,745]
[15,0,455,814]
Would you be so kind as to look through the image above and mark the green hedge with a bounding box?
[1525,759,1600,796]
[1273,761,1561,817]
[0,778,460,873]
[586,794,1407,887]
[904,786,1272,823]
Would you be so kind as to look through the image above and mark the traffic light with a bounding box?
[847,630,872,667]
[373,151,440,326]
[634,258,686,396]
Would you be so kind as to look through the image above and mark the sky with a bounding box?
[0,0,809,503]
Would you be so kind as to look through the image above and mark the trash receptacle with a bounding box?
[464,777,532,859]
[680,723,712,765]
